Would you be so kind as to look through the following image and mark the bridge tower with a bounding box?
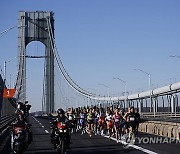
[16,11,55,113]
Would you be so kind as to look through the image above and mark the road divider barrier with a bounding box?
[139,120,180,140]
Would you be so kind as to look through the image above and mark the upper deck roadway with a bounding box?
[1,116,180,154]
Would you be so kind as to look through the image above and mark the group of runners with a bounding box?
[65,105,140,143]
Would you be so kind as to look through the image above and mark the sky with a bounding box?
[1,0,180,111]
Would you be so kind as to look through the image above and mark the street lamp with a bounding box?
[133,69,154,117]
[88,88,101,107]
[98,83,110,106]
[4,57,17,84]
[4,55,26,86]
[113,77,126,96]
[88,88,98,95]
[113,77,127,107]
[169,55,180,59]
[98,83,110,97]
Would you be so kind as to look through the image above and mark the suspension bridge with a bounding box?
[1,11,180,154]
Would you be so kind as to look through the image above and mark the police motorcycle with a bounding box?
[10,102,32,154]
[50,109,70,154]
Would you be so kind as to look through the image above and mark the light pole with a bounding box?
[88,88,98,95]
[113,77,126,96]
[4,55,26,87]
[113,77,127,108]
[4,57,17,85]
[169,55,180,59]
[98,83,110,106]
[88,88,99,105]
[169,55,180,114]
[133,69,154,116]
[98,83,110,98]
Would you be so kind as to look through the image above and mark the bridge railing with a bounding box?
[0,114,15,137]
[141,112,180,118]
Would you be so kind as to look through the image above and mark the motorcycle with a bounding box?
[52,121,69,154]
[11,123,32,154]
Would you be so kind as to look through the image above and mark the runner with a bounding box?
[113,108,122,143]
[87,108,94,137]
[135,108,140,135]
[123,106,137,143]
[79,109,87,135]
[66,107,76,133]
[105,110,113,139]
[94,107,99,135]
[98,109,106,136]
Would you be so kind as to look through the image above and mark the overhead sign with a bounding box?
[3,89,16,98]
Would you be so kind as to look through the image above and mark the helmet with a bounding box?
[57,108,65,115]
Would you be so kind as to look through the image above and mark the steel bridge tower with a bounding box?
[16,11,54,113]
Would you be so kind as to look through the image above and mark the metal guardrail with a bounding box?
[0,115,15,137]
[140,112,180,118]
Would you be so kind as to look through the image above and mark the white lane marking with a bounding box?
[32,116,43,126]
[104,135,158,154]
[32,116,50,134]
[32,116,39,123]
[45,130,49,134]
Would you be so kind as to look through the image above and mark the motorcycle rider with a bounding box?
[13,109,26,127]
[16,102,31,122]
[11,107,32,153]
[51,108,71,149]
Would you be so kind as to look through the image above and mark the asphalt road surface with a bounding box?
[1,116,180,154]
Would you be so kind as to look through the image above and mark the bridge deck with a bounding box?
[1,116,180,154]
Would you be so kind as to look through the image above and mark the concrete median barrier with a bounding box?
[139,122,147,132]
[176,126,180,140]
[159,124,164,136]
[140,120,180,140]
[147,122,155,134]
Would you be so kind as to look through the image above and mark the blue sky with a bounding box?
[1,0,180,111]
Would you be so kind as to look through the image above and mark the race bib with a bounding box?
[115,119,119,122]
[69,116,73,120]
[129,117,135,121]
